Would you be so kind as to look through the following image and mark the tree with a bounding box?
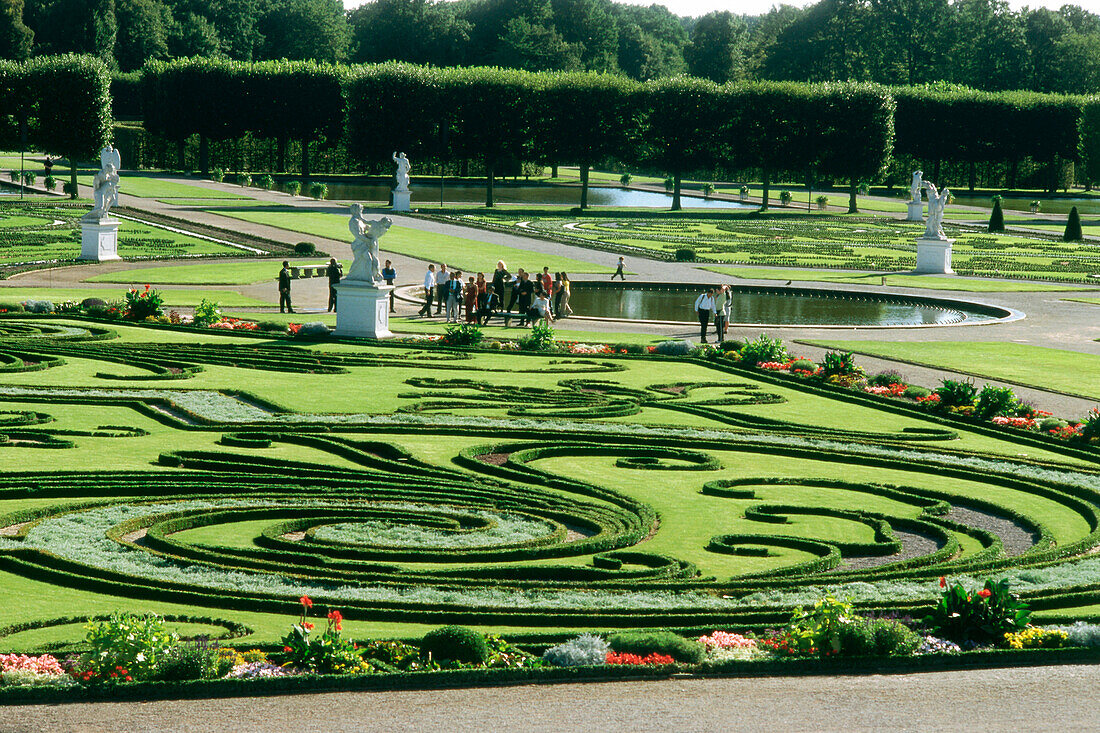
[1023,7,1072,92]
[167,12,221,58]
[493,14,579,70]
[1064,205,1082,241]
[640,75,720,211]
[868,0,951,85]
[257,0,348,63]
[347,0,470,67]
[550,0,618,72]
[684,11,747,83]
[611,3,687,80]
[988,196,1004,232]
[814,83,894,213]
[114,0,170,72]
[947,0,1029,91]
[0,0,33,60]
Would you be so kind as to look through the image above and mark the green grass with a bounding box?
[111,176,252,200]
[799,340,1100,404]
[701,266,1093,292]
[0,287,271,308]
[1062,297,1100,305]
[86,260,338,286]
[206,206,615,274]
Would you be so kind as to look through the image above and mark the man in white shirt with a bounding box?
[694,288,715,343]
[418,264,436,317]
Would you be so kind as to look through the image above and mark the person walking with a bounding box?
[278,261,294,314]
[694,288,715,343]
[712,284,728,342]
[559,272,573,317]
[435,264,448,315]
[514,271,534,326]
[492,261,509,307]
[446,271,464,323]
[612,256,626,281]
[720,284,732,340]
[381,260,397,313]
[325,257,343,312]
[418,264,436,317]
[506,268,525,313]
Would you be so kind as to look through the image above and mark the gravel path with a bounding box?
[4,665,1099,732]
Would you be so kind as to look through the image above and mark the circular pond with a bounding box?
[566,283,1016,327]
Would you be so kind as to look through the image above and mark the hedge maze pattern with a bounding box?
[2,318,1100,636]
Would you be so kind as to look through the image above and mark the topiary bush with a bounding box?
[789,358,816,372]
[1039,417,1069,432]
[257,174,275,191]
[674,247,696,262]
[542,634,609,667]
[309,182,328,200]
[1064,206,1083,242]
[868,370,906,387]
[79,297,106,309]
[294,241,316,255]
[988,197,1005,232]
[420,625,489,664]
[608,631,704,663]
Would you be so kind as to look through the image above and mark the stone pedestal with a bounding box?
[79,218,120,261]
[334,282,394,339]
[392,190,411,212]
[914,237,954,275]
[906,200,924,222]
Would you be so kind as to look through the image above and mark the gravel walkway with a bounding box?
[4,664,1099,732]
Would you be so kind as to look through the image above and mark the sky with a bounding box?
[343,0,1100,19]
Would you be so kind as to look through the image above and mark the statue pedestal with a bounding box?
[906,201,924,222]
[334,282,394,339]
[79,217,120,261]
[914,237,954,275]
[392,190,411,212]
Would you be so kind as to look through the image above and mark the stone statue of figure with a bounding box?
[392,151,411,192]
[924,181,950,240]
[909,170,923,204]
[86,145,121,220]
[346,204,392,285]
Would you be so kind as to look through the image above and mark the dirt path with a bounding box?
[4,665,1099,732]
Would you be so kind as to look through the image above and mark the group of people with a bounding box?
[417,261,574,327]
[276,257,398,314]
[693,284,733,343]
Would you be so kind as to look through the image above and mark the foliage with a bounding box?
[239,173,252,187]
[1081,408,1100,441]
[1002,627,1067,649]
[1050,622,1100,648]
[309,182,328,200]
[191,299,222,328]
[974,384,1019,420]
[519,322,555,351]
[278,597,370,675]
[420,625,490,665]
[820,351,863,378]
[934,379,978,410]
[739,333,788,366]
[607,631,704,664]
[838,617,920,656]
[779,189,792,205]
[77,612,178,683]
[286,180,301,196]
[619,173,632,186]
[152,641,223,681]
[674,247,696,261]
[124,284,164,320]
[776,595,853,657]
[1064,206,1083,241]
[293,241,316,255]
[442,322,484,347]
[542,634,610,667]
[43,175,56,191]
[256,174,275,190]
[653,339,695,356]
[925,578,1031,645]
[211,168,225,183]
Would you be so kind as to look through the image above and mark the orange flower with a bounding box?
[300,595,313,608]
[977,588,992,599]
[939,576,946,588]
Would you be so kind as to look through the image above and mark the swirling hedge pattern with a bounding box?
[1,317,1100,634]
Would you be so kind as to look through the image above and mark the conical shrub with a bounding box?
[1064,206,1083,241]
[988,198,1004,232]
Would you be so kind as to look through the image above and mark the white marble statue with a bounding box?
[392,151,411,192]
[924,182,950,240]
[346,204,392,285]
[909,170,923,204]
[85,145,121,220]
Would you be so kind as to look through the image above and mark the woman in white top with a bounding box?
[694,288,715,343]
[532,291,554,326]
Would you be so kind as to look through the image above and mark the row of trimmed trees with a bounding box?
[139,60,1091,211]
[0,55,112,197]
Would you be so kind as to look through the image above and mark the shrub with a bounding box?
[309,182,328,200]
[192,299,222,328]
[820,351,862,378]
[77,612,178,682]
[701,182,715,198]
[542,634,609,667]
[256,320,287,332]
[739,333,787,366]
[295,322,331,337]
[152,641,221,681]
[7,170,16,182]
[838,617,920,656]
[519,322,554,351]
[868,370,906,387]
[935,379,978,409]
[280,598,368,675]
[1064,206,1083,242]
[663,175,674,192]
[925,578,1030,645]
[286,180,301,196]
[124,285,164,320]
[790,358,817,372]
[1081,407,1100,441]
[420,626,489,665]
[211,168,225,183]
[79,297,105,309]
[442,323,484,346]
[1039,417,1069,432]
[44,175,57,191]
[0,301,25,312]
[257,174,275,191]
[1050,621,1100,647]
[779,190,793,205]
[974,384,1018,420]
[654,339,695,356]
[610,342,646,354]
[63,181,77,196]
[294,241,316,255]
[674,247,696,261]
[619,173,632,186]
[21,171,35,186]
[988,198,1005,232]
[903,385,931,400]
[776,595,853,657]
[239,173,252,188]
[21,300,54,314]
[608,631,704,664]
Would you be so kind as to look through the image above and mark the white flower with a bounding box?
[136,653,146,662]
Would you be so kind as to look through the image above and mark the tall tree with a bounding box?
[641,75,720,211]
[948,0,1028,91]
[167,11,221,57]
[684,11,747,83]
[611,3,686,80]
[0,0,33,60]
[867,0,951,85]
[550,0,618,71]
[257,0,348,63]
[115,0,170,71]
[347,0,470,67]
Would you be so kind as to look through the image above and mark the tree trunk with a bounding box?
[277,136,287,173]
[933,159,941,184]
[671,172,682,211]
[199,135,209,177]
[485,159,495,208]
[847,176,858,214]
[968,161,976,192]
[1008,159,1018,189]
[176,139,185,171]
[760,168,770,212]
[461,158,469,177]
[551,164,558,178]
[580,163,589,209]
[301,139,310,181]
[68,159,78,200]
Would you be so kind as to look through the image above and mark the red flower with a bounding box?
[939,576,946,588]
[301,621,314,631]
[300,595,313,608]
[283,646,292,652]
[977,588,992,599]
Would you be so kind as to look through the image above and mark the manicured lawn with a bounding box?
[207,206,616,273]
[1063,297,1100,305]
[799,339,1100,403]
[0,287,271,308]
[113,176,252,200]
[86,260,339,285]
[701,266,1093,292]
